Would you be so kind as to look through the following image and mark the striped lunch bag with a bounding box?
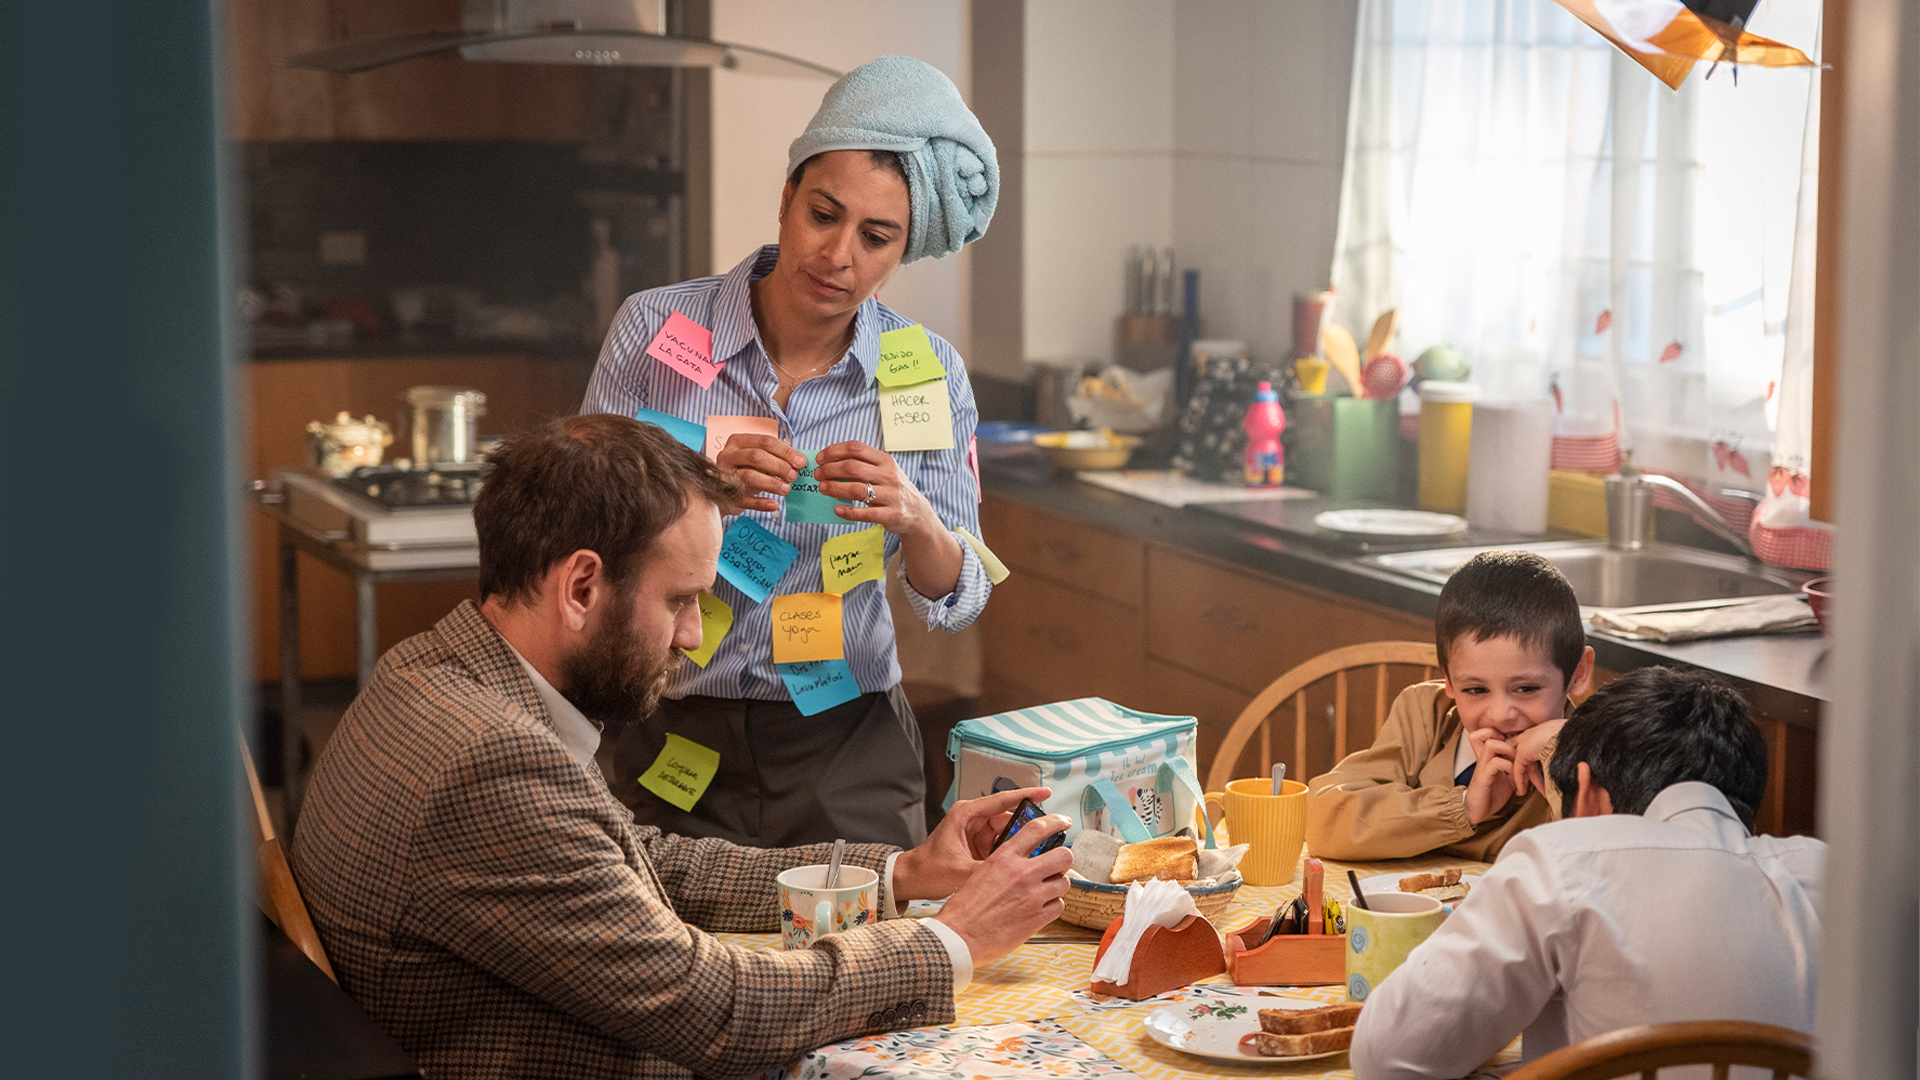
[942,698,1214,847]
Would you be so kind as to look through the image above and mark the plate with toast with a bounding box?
[1142,998,1360,1063]
[1357,867,1480,906]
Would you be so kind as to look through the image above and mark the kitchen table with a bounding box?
[719,854,1511,1080]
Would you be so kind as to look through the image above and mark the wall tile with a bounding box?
[1249,159,1346,358]
[1251,0,1359,166]
[1024,152,1175,364]
[1026,0,1175,154]
[1173,0,1254,157]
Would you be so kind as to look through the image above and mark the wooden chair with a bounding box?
[1204,641,1439,793]
[1504,1020,1814,1080]
[242,735,337,983]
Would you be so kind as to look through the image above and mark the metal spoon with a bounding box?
[825,838,847,889]
[1271,763,1286,795]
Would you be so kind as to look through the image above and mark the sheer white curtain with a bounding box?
[1329,0,1821,505]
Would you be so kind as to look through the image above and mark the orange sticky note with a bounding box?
[769,592,844,664]
[704,415,780,462]
[645,311,720,388]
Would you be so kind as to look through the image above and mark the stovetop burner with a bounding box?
[333,463,486,509]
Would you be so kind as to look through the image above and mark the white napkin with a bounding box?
[1090,878,1203,985]
[1588,595,1817,642]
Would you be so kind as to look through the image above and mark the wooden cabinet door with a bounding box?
[979,572,1144,706]
[981,496,1145,607]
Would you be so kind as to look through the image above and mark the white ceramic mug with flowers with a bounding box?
[776,864,879,949]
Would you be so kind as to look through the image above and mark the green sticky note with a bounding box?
[638,734,720,813]
[821,525,886,596]
[957,526,1011,584]
[876,324,946,387]
[785,450,855,524]
[680,591,732,668]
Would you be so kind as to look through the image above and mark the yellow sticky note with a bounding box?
[769,592,844,663]
[680,591,733,668]
[957,527,1011,585]
[638,733,720,812]
[821,525,886,596]
[876,324,946,387]
[879,378,955,452]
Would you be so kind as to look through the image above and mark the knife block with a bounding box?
[1224,915,1346,986]
[1088,915,1226,1000]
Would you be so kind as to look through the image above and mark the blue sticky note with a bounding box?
[716,517,799,604]
[778,658,862,716]
[633,407,707,452]
[784,449,855,524]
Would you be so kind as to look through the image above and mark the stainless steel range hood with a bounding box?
[284,0,840,79]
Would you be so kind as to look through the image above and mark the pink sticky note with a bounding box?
[645,311,720,388]
[704,415,781,462]
[966,435,981,502]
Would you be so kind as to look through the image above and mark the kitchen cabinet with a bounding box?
[245,353,594,683]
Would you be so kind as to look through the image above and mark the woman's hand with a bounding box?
[814,441,941,539]
[714,433,805,515]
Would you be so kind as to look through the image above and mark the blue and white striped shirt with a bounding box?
[580,245,990,701]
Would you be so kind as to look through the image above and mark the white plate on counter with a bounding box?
[1313,509,1469,541]
[1141,997,1349,1064]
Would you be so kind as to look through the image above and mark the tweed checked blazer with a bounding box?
[290,601,956,1080]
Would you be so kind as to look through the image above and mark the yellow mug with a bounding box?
[1294,358,1330,396]
[1345,892,1446,1002]
[1202,778,1308,886]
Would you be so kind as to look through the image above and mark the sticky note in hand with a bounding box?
[876,324,945,387]
[680,592,733,668]
[645,311,720,388]
[878,379,954,452]
[785,450,855,524]
[633,407,706,452]
[778,658,862,716]
[638,733,720,812]
[957,527,1011,585]
[703,415,780,463]
[820,525,885,596]
[769,592,844,663]
[717,517,799,604]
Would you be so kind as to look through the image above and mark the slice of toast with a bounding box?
[1397,867,1462,893]
[1257,1002,1363,1035]
[1108,836,1198,884]
[1248,1025,1356,1057]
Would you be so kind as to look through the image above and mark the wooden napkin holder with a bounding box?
[1223,914,1346,986]
[1088,914,1226,1000]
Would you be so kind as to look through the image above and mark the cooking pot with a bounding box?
[403,385,487,467]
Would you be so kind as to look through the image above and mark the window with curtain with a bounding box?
[1327,0,1828,565]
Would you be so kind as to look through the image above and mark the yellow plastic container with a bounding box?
[1417,381,1478,512]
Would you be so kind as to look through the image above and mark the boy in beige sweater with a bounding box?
[1306,551,1594,862]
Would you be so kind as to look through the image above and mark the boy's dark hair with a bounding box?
[1435,550,1586,683]
[474,414,741,606]
[1546,666,1769,828]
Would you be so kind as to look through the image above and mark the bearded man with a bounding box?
[289,414,1073,1080]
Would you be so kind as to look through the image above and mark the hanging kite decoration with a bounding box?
[1549,0,1815,89]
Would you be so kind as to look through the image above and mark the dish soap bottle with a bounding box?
[1243,381,1287,488]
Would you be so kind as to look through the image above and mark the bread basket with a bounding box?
[1060,873,1243,931]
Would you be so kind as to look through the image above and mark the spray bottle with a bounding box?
[1243,380,1287,488]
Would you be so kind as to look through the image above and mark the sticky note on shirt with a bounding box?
[633,407,706,453]
[770,592,844,663]
[879,379,955,452]
[966,435,981,502]
[957,527,1011,585]
[821,525,885,596]
[717,517,799,604]
[680,591,733,668]
[778,658,863,717]
[876,324,946,387]
[703,415,780,462]
[645,310,720,388]
[638,733,720,812]
[785,450,854,524]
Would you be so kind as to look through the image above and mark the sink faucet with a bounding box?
[1605,455,1757,558]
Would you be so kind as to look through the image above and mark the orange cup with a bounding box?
[1203,778,1309,886]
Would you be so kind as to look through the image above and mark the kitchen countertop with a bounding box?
[982,472,1829,729]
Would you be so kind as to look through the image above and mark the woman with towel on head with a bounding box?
[580,56,999,849]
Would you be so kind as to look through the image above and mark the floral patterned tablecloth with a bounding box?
[725,854,1516,1080]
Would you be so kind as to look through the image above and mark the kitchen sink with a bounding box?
[1364,540,1811,610]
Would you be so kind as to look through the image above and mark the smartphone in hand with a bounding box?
[991,797,1067,857]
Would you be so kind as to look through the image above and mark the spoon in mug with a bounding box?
[825,838,847,889]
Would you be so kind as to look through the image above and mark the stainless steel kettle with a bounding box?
[403,385,487,467]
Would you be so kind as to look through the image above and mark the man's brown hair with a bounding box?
[474,414,741,605]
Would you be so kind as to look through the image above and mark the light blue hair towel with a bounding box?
[787,56,998,264]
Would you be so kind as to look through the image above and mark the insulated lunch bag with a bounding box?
[942,698,1213,847]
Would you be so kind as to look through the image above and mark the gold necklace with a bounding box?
[769,351,837,384]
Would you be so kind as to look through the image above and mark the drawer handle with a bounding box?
[1031,539,1081,563]
[1031,625,1077,650]
[1201,605,1257,632]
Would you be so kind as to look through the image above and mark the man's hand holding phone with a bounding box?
[991,797,1068,857]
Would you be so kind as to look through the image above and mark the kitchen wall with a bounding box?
[708,0,973,358]
[1023,0,1359,369]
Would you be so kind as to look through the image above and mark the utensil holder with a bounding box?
[1088,915,1226,1000]
[1223,915,1346,986]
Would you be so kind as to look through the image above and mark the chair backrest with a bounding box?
[242,735,337,983]
[1503,1021,1814,1080]
[1204,640,1439,793]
